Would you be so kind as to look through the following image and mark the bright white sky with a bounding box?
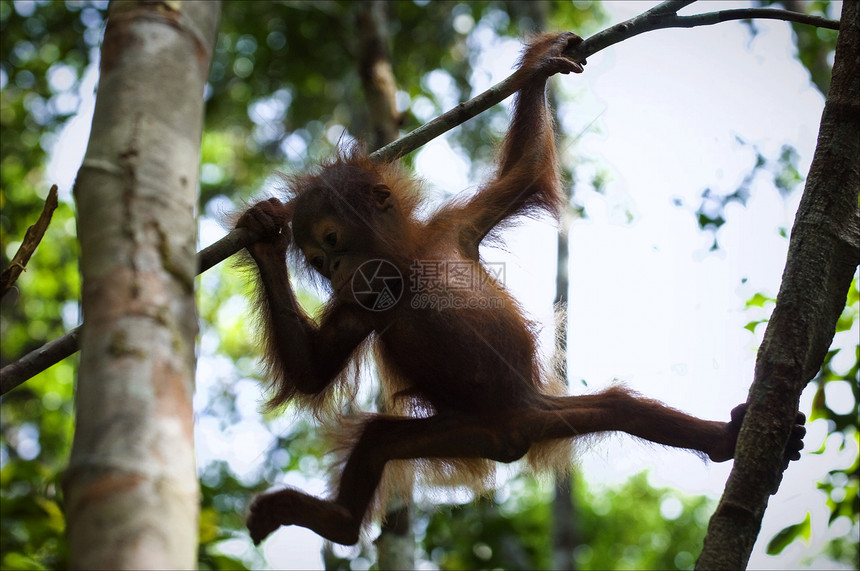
[47,1,856,569]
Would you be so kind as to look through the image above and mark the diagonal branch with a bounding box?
[370,2,838,163]
[1,185,59,299]
[0,1,842,395]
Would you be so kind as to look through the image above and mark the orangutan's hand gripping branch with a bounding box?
[235,33,805,546]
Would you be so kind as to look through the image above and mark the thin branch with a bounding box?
[1,185,59,299]
[674,8,840,30]
[0,327,80,396]
[370,71,524,164]
[371,3,838,162]
[0,1,842,394]
[197,226,257,274]
[1,228,259,396]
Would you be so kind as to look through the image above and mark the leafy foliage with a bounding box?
[418,472,713,571]
[748,278,859,566]
[0,6,88,566]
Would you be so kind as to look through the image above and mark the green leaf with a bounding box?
[33,497,65,533]
[766,512,811,555]
[198,507,220,544]
[0,552,46,571]
[745,292,773,308]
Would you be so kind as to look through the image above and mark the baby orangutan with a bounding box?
[235,32,805,546]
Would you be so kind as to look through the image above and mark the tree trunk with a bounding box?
[355,1,401,152]
[697,2,859,568]
[552,226,581,571]
[354,3,415,570]
[64,2,220,569]
[514,2,584,567]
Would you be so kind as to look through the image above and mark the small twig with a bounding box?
[673,8,840,30]
[0,1,841,395]
[0,185,59,299]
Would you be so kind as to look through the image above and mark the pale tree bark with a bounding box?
[64,2,220,569]
[697,2,859,568]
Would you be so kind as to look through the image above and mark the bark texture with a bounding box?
[65,2,220,569]
[697,3,859,568]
